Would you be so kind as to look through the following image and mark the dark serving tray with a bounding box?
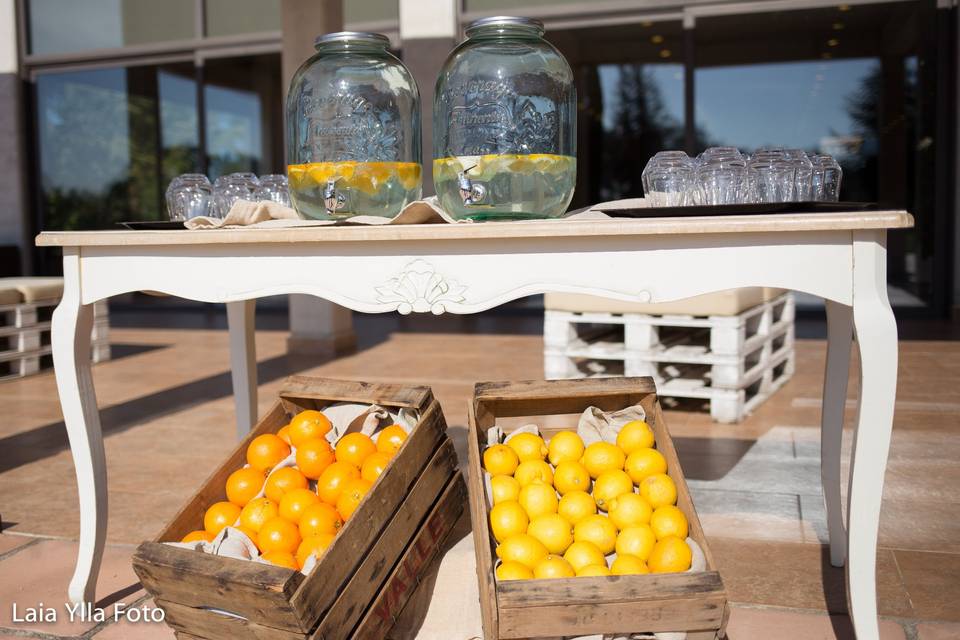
[595,201,878,218]
[119,221,186,230]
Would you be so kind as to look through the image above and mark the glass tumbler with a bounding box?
[642,152,695,207]
[746,149,796,203]
[697,157,747,205]
[165,174,213,221]
[213,172,260,218]
[784,149,813,201]
[810,154,843,201]
[257,174,291,206]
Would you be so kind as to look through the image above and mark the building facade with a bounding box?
[1,0,957,316]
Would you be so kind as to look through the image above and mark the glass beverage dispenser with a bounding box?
[286,32,421,219]
[433,17,576,220]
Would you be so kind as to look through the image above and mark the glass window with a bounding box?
[28,0,195,56]
[36,63,198,230]
[203,55,282,179]
[694,1,939,307]
[205,0,280,38]
[552,21,685,205]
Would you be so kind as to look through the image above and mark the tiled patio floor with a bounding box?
[0,312,958,639]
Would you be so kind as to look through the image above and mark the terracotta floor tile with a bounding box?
[916,621,960,639]
[92,599,175,639]
[0,539,143,636]
[711,538,913,617]
[726,606,906,640]
[0,534,36,557]
[893,550,960,622]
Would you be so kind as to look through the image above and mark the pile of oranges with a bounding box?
[483,420,693,581]
[180,409,407,571]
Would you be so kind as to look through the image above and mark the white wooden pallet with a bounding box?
[545,347,795,423]
[0,299,110,380]
[544,292,795,356]
[543,293,795,422]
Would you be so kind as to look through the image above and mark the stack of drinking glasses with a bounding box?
[165,172,291,221]
[641,147,843,207]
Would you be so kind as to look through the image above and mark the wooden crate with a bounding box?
[133,376,465,640]
[468,377,728,639]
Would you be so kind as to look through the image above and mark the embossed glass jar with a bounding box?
[433,17,576,220]
[286,32,421,219]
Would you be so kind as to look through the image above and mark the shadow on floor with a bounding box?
[107,343,167,360]
[0,352,316,474]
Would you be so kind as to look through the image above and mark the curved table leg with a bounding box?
[52,251,107,604]
[822,299,852,567]
[847,230,898,640]
[227,300,257,438]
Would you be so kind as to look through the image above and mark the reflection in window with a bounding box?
[36,64,198,230]
[597,63,684,200]
[695,58,883,201]
[203,55,282,180]
[28,0,194,55]
[159,70,200,185]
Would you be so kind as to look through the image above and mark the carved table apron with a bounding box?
[36,210,912,640]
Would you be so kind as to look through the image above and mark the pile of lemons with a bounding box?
[483,420,693,580]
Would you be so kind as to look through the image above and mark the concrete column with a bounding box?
[0,0,29,275]
[399,0,459,196]
[281,0,356,356]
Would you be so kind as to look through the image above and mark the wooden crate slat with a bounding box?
[279,376,433,409]
[289,399,447,628]
[134,544,304,632]
[310,438,458,639]
[497,595,727,639]
[466,402,500,640]
[495,571,725,607]
[349,473,466,640]
[158,598,306,640]
[474,377,657,417]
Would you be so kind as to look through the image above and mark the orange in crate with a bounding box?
[287,409,332,447]
[203,502,240,535]
[296,532,336,567]
[225,467,265,506]
[317,461,361,505]
[264,467,308,502]
[361,451,392,482]
[240,497,279,534]
[299,502,343,538]
[261,550,298,570]
[336,478,373,520]
[258,517,301,554]
[247,434,290,472]
[296,438,336,479]
[181,530,214,543]
[335,433,376,467]
[376,425,408,456]
[279,488,321,525]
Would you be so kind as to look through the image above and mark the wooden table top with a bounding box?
[35,209,914,247]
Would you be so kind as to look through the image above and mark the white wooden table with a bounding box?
[37,209,913,640]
